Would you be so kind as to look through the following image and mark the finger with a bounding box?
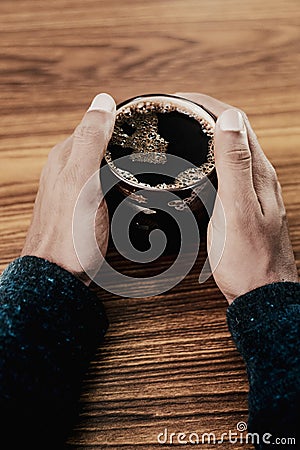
[214,109,260,212]
[243,115,280,195]
[69,93,116,175]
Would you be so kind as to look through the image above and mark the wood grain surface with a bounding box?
[0,1,299,449]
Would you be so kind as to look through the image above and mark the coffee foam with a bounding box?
[105,96,215,190]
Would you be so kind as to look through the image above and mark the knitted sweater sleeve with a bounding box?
[227,282,300,449]
[0,256,108,448]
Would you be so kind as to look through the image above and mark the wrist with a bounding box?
[21,241,91,286]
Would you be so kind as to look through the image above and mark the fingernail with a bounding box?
[87,93,116,113]
[218,109,245,132]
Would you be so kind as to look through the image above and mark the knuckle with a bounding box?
[268,163,278,182]
[263,162,279,188]
[279,204,287,221]
[224,143,251,166]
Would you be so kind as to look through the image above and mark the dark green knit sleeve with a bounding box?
[227,282,300,449]
[0,256,108,449]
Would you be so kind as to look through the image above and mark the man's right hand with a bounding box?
[176,93,298,304]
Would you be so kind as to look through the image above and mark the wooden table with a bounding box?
[0,1,299,448]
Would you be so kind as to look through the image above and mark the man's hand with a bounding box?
[21,93,116,285]
[176,93,298,303]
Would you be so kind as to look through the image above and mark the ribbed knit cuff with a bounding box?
[0,256,109,357]
[227,282,300,358]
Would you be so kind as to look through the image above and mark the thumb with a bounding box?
[214,109,256,204]
[70,93,116,171]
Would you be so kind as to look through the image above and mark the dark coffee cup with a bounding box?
[102,94,217,253]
